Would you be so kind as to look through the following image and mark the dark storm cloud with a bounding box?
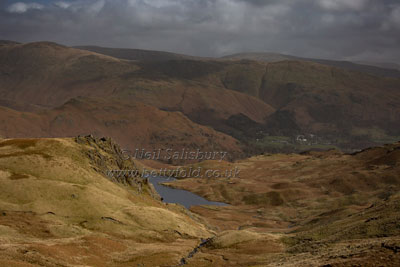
[0,0,399,63]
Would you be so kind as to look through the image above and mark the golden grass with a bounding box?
[0,139,39,149]
[0,137,213,266]
[8,173,29,180]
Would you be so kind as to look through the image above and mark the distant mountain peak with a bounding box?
[22,41,66,49]
[0,40,20,46]
[222,51,400,78]
[221,52,297,62]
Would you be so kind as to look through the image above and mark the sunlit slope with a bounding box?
[0,137,212,266]
[168,142,400,232]
[165,142,400,265]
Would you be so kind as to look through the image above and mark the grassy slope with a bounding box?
[0,137,213,266]
[165,142,400,265]
[0,138,399,266]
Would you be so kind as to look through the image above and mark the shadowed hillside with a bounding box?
[75,45,202,62]
[0,42,274,158]
[0,97,243,163]
[1,41,400,155]
[222,52,400,78]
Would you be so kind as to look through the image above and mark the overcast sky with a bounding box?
[0,0,399,63]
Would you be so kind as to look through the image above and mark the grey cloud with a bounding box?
[316,0,368,11]
[0,0,399,63]
[6,2,44,13]
[53,2,72,9]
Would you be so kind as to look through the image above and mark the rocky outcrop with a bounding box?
[75,135,154,196]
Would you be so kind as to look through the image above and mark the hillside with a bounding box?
[0,135,400,266]
[72,47,400,148]
[0,42,274,158]
[75,45,202,62]
[0,97,243,163]
[1,41,400,155]
[0,137,213,266]
[163,142,400,266]
[222,52,400,78]
[217,60,400,150]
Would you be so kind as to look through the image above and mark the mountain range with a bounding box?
[1,41,400,158]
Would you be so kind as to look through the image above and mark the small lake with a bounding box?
[148,176,228,209]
